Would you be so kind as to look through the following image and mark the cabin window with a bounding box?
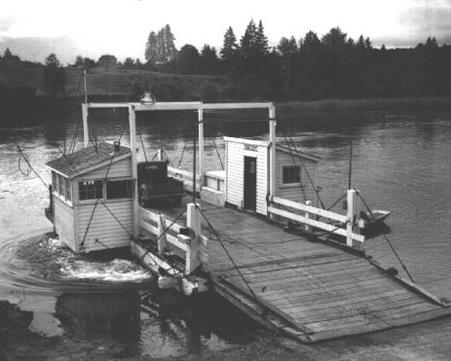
[79,180,103,200]
[58,174,65,196]
[52,171,58,191]
[282,165,301,185]
[107,179,132,199]
[65,178,72,201]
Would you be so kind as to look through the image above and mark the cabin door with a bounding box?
[243,156,257,212]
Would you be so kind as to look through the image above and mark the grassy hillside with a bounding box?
[0,59,230,100]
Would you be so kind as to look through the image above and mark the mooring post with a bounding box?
[82,103,89,148]
[305,200,312,232]
[157,214,167,255]
[346,189,356,247]
[186,203,201,274]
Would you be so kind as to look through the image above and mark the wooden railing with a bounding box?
[138,205,207,274]
[167,167,202,193]
[268,192,365,246]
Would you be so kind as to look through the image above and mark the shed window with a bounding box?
[52,171,58,191]
[65,178,72,201]
[58,174,65,196]
[282,166,301,185]
[79,180,103,200]
[107,180,132,199]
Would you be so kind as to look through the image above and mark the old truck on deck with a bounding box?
[138,161,184,207]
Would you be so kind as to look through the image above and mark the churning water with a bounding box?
[1,107,451,357]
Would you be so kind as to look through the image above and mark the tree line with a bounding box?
[138,21,451,100]
[2,20,450,101]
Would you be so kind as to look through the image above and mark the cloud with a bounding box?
[400,1,451,39]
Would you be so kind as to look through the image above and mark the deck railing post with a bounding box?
[158,214,167,255]
[186,203,201,274]
[305,200,312,232]
[346,189,356,247]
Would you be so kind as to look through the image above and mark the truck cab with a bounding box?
[138,161,184,207]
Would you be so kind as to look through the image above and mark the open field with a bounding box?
[0,59,229,100]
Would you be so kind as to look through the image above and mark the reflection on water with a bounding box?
[2,106,451,356]
[56,292,141,343]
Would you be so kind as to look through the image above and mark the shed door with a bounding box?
[244,156,257,211]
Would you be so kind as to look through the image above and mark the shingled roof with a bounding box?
[46,142,131,178]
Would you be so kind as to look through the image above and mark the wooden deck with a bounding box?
[146,200,451,342]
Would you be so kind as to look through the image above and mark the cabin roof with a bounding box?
[46,142,131,178]
[276,144,321,163]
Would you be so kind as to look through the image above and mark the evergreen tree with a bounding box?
[145,25,177,65]
[240,19,257,57]
[145,31,158,64]
[255,20,269,55]
[3,48,13,59]
[163,24,177,61]
[301,31,321,50]
[321,27,347,48]
[220,26,238,60]
[2,47,20,61]
[278,36,298,57]
[357,35,365,48]
[425,36,438,48]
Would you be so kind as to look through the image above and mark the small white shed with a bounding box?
[46,141,135,253]
[224,137,320,216]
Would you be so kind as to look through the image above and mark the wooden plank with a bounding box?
[139,207,159,222]
[268,206,364,243]
[271,195,347,223]
[231,261,377,287]
[166,233,188,252]
[305,301,439,333]
[216,253,356,274]
[286,289,410,314]
[285,293,425,325]
[260,274,400,301]
[139,220,158,236]
[309,307,451,342]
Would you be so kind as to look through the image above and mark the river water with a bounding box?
[1,106,451,357]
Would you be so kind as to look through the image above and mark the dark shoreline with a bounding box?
[1,95,451,127]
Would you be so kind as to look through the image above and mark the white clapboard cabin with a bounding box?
[46,141,135,253]
[224,137,320,216]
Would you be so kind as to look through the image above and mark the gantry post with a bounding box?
[269,104,277,199]
[129,105,139,240]
[198,108,204,188]
[82,103,89,147]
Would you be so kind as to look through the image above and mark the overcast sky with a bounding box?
[1,0,451,64]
